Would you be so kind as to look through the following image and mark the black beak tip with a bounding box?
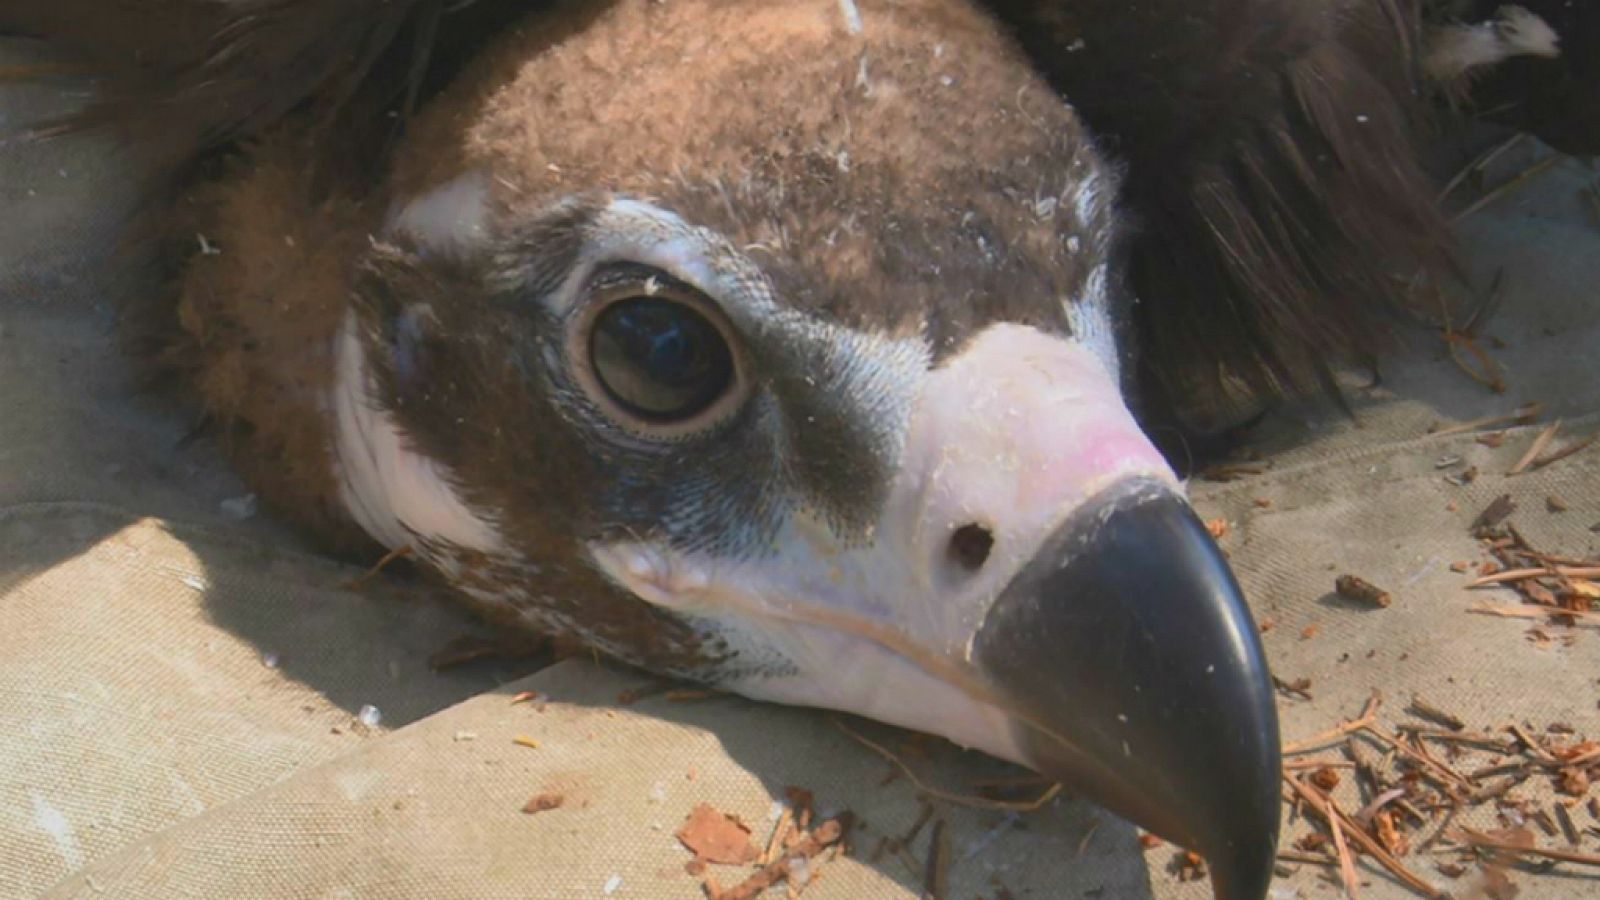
[975,480,1280,900]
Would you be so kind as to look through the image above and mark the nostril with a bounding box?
[947,523,995,573]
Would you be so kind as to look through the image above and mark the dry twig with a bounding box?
[342,543,413,590]
[833,719,1062,812]
[1470,566,1600,586]
[1429,404,1542,438]
[1530,433,1598,472]
[1407,697,1465,731]
[1470,603,1600,625]
[1454,827,1600,868]
[1282,776,1444,898]
[1284,693,1383,756]
[1448,154,1565,225]
[1329,811,1362,899]
[1509,421,1563,475]
[1438,134,1525,201]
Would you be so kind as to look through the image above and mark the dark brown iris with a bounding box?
[589,296,735,422]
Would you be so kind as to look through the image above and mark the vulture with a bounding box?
[1,1,1582,897]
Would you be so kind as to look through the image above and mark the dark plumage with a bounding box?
[991,1,1451,425]
[2,2,1530,898]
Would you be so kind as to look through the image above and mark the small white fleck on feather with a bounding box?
[837,0,863,35]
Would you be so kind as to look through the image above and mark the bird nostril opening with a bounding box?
[947,523,994,573]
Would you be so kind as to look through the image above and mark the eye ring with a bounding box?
[568,268,749,439]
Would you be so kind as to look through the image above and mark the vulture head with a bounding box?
[315,2,1280,893]
[11,0,1303,895]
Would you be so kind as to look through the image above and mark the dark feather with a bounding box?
[1,0,539,163]
[985,0,1454,431]
[2,0,414,148]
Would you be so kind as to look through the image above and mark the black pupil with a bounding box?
[590,297,734,421]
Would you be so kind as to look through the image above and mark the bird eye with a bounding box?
[590,296,734,421]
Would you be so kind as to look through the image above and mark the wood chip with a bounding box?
[1376,809,1409,862]
[1560,767,1590,797]
[1476,863,1520,900]
[1556,802,1582,846]
[522,792,564,814]
[715,815,853,900]
[1175,850,1207,882]
[1473,495,1517,533]
[677,803,759,866]
[1409,696,1466,731]
[1336,574,1393,608]
[1274,675,1314,701]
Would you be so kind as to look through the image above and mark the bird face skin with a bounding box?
[320,1,1280,895]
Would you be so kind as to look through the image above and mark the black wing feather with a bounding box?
[985,0,1453,431]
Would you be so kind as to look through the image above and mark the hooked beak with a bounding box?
[974,478,1279,899]
[593,324,1279,899]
